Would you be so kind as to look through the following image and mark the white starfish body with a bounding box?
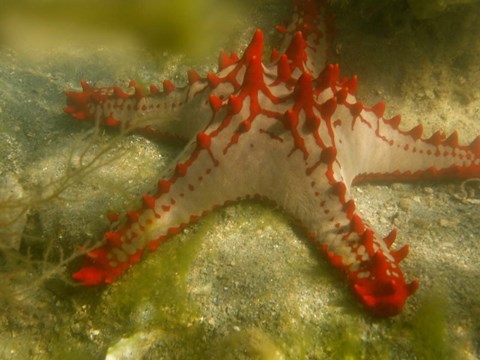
[65,0,480,316]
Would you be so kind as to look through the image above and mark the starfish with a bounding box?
[64,0,480,317]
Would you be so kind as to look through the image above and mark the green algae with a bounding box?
[96,221,209,333]
[409,292,456,360]
[0,0,247,58]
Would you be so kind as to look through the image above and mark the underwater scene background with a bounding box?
[0,0,479,358]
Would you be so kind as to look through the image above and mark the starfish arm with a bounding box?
[275,0,331,78]
[280,173,419,317]
[317,82,480,185]
[64,27,276,141]
[64,78,217,140]
[352,111,479,184]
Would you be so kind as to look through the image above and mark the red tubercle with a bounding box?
[127,211,140,225]
[63,106,82,118]
[148,237,164,251]
[241,55,268,98]
[142,194,157,210]
[196,132,211,149]
[149,84,159,95]
[238,119,252,133]
[331,181,346,203]
[163,80,175,94]
[319,97,337,121]
[105,231,122,247]
[227,95,242,115]
[73,266,106,286]
[391,245,409,263]
[349,214,365,235]
[79,79,92,92]
[209,94,223,113]
[207,72,221,88]
[129,249,144,264]
[327,250,344,269]
[320,243,328,254]
[346,75,358,94]
[275,54,292,84]
[285,31,307,71]
[113,85,129,99]
[242,29,264,64]
[157,179,171,194]
[343,199,355,219]
[371,101,385,118]
[360,229,375,256]
[105,115,121,127]
[335,86,349,104]
[426,130,445,146]
[194,132,219,166]
[407,124,423,140]
[133,84,145,100]
[187,69,201,85]
[317,64,339,90]
[275,24,287,34]
[107,212,119,223]
[384,115,401,129]
[167,226,181,236]
[270,48,280,62]
[218,50,238,70]
[469,135,480,157]
[293,72,314,106]
[443,131,459,147]
[348,101,363,120]
[383,228,397,248]
[320,146,337,165]
[175,162,188,177]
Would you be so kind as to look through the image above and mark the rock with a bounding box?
[105,330,164,360]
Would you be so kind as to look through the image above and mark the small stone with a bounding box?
[392,183,408,191]
[425,89,435,99]
[398,199,413,211]
[439,218,449,227]
[106,330,164,360]
[424,187,434,194]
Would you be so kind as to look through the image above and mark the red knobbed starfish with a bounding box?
[64,0,480,317]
